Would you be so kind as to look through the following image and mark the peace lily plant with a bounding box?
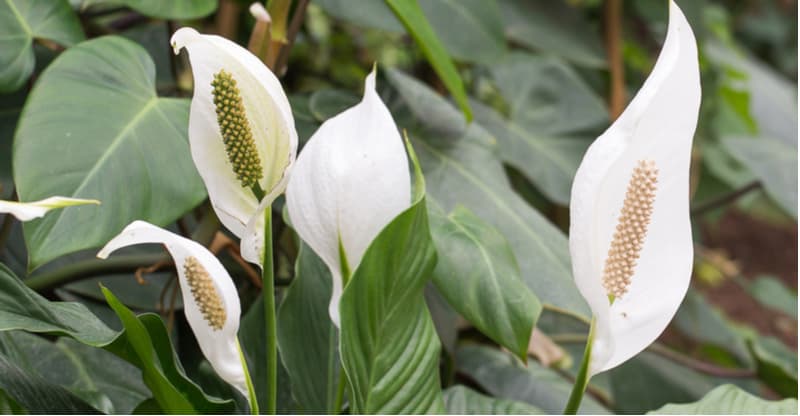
[565,1,701,412]
[0,197,99,221]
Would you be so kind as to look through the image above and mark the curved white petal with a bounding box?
[0,197,99,221]
[171,28,298,240]
[569,0,700,375]
[285,69,411,326]
[97,221,247,398]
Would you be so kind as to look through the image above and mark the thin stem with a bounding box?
[691,180,761,217]
[331,369,347,414]
[274,0,310,75]
[564,318,595,414]
[237,338,260,415]
[262,208,278,414]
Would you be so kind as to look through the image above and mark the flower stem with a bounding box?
[262,207,277,414]
[237,338,260,415]
[564,317,596,415]
[331,369,347,414]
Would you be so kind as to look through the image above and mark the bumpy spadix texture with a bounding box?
[602,160,658,298]
[286,69,411,327]
[569,0,700,375]
[211,70,264,189]
[0,197,99,221]
[97,221,247,398]
[171,28,297,268]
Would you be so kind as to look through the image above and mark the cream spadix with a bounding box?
[0,197,99,221]
[569,0,700,375]
[285,69,411,327]
[97,221,248,399]
[170,28,298,266]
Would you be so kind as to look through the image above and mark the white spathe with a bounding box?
[569,0,700,375]
[0,197,99,221]
[97,221,247,398]
[286,69,411,327]
[171,28,298,266]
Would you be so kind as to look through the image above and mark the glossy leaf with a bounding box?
[456,344,608,414]
[385,0,473,121]
[0,263,116,346]
[443,385,543,414]
[14,36,206,269]
[85,0,217,19]
[0,0,84,92]
[429,205,540,360]
[277,243,340,412]
[649,384,797,414]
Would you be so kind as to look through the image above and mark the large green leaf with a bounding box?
[649,384,798,414]
[277,243,340,412]
[456,344,608,414]
[443,385,543,414]
[384,68,589,319]
[748,276,797,319]
[0,0,84,93]
[101,286,236,414]
[385,0,472,121]
[0,331,149,413]
[429,205,540,360]
[748,336,798,398]
[417,0,506,64]
[85,0,217,19]
[497,0,606,68]
[316,0,405,32]
[339,145,443,413]
[0,263,117,346]
[14,35,206,269]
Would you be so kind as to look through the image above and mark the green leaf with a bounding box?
[0,89,25,199]
[429,205,540,360]
[316,0,405,32]
[384,68,589,319]
[0,263,117,346]
[0,0,84,93]
[649,384,798,414]
[101,286,235,414]
[748,336,798,398]
[456,344,608,414]
[748,276,797,319]
[443,385,543,414]
[308,89,360,122]
[418,0,506,64]
[0,331,150,413]
[339,143,444,413]
[497,0,606,68]
[0,350,99,414]
[85,0,217,19]
[721,136,797,218]
[14,36,206,269]
[385,0,472,121]
[277,243,340,412]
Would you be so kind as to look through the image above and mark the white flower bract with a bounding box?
[0,197,99,221]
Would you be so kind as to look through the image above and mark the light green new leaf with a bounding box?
[0,263,116,346]
[84,0,217,19]
[14,36,206,269]
[0,0,84,93]
[443,385,543,414]
[430,205,540,360]
[385,0,472,121]
[649,384,798,414]
[277,243,340,412]
[456,345,608,414]
[339,144,443,413]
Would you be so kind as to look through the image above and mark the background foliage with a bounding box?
[0,0,797,414]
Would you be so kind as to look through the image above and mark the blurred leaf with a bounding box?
[747,276,797,319]
[429,205,540,360]
[64,269,182,312]
[649,384,797,414]
[497,0,605,68]
[85,0,217,19]
[14,36,206,269]
[385,0,473,121]
[424,282,459,354]
[101,286,236,413]
[0,263,117,345]
[0,0,84,93]
[277,243,340,412]
[442,385,543,414]
[385,68,589,319]
[418,0,506,64]
[0,90,26,199]
[0,331,149,413]
[748,336,798,398]
[308,88,360,121]
[0,350,99,414]
[456,344,608,413]
[384,68,466,136]
[316,0,405,32]
[721,136,797,218]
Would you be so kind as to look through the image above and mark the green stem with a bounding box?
[237,338,260,415]
[262,208,277,414]
[331,369,347,414]
[564,317,596,415]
